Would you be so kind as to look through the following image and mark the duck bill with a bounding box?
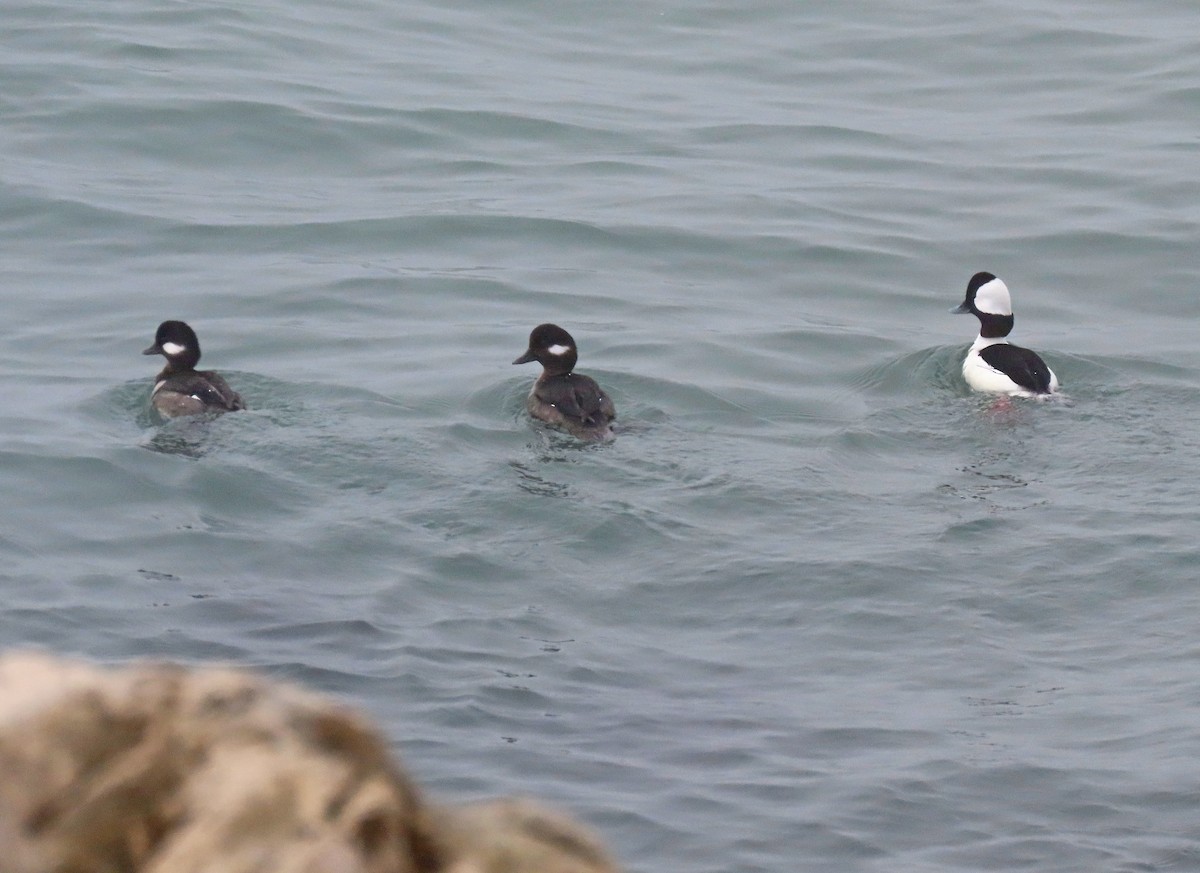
[950,302,971,314]
[512,350,536,365]
[142,344,163,355]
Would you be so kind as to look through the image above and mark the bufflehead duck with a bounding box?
[513,323,615,440]
[952,272,1059,396]
[143,320,245,417]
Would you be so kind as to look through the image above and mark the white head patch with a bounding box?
[975,277,1012,316]
[546,344,571,356]
[161,341,187,356]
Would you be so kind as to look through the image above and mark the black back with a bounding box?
[165,371,245,410]
[534,373,614,428]
[979,343,1054,394]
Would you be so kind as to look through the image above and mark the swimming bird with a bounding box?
[513,323,615,440]
[143,320,245,417]
[952,272,1059,396]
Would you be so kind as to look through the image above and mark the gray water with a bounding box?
[3,1,1200,870]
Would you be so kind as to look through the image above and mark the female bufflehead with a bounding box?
[952,272,1059,396]
[143,320,245,417]
[513,323,615,440]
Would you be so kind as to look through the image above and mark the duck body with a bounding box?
[952,272,1059,397]
[144,320,245,418]
[962,335,1058,396]
[513,323,615,440]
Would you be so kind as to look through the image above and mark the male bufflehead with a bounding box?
[952,272,1059,396]
[143,320,245,417]
[513,323,615,440]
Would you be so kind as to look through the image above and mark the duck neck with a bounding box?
[158,356,196,378]
[977,313,1014,339]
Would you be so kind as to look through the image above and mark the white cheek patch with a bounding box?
[547,344,571,356]
[161,341,187,356]
[975,278,1013,316]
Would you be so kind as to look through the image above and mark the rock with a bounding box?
[0,653,619,873]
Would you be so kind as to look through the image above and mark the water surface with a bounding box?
[3,1,1200,870]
